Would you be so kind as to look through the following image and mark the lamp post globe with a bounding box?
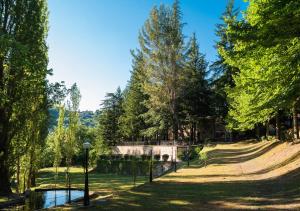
[83,141,91,206]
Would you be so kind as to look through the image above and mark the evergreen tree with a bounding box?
[180,33,210,142]
[139,0,185,141]
[119,50,148,141]
[97,87,124,146]
[210,0,239,118]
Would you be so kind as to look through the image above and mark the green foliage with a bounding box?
[210,0,239,118]
[177,146,201,161]
[220,0,300,132]
[162,154,169,162]
[96,87,124,146]
[0,0,50,194]
[153,154,161,161]
[119,50,148,141]
[139,0,185,139]
[198,151,208,167]
[96,160,149,176]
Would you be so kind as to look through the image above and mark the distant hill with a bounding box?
[49,108,97,129]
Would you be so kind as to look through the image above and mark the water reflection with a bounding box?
[12,190,83,210]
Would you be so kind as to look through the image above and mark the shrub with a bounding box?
[199,151,208,167]
[123,154,130,160]
[162,154,169,162]
[177,149,186,161]
[99,154,108,160]
[141,154,150,161]
[153,154,160,161]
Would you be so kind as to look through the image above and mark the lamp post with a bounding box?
[83,141,91,206]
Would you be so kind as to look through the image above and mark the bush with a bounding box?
[123,154,130,160]
[162,154,169,162]
[199,151,208,167]
[153,154,160,161]
[177,146,203,161]
[141,154,150,161]
[177,149,186,161]
[99,154,108,160]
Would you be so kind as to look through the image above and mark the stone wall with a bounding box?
[113,145,180,161]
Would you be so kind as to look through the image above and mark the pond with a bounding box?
[10,189,84,210]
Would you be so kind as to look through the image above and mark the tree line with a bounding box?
[96,0,237,146]
[1,0,299,197]
[97,0,300,146]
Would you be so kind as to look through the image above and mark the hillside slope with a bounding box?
[99,140,300,210]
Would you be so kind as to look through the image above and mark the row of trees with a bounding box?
[222,0,300,140]
[0,0,50,195]
[96,0,235,146]
[97,0,300,147]
[0,1,91,196]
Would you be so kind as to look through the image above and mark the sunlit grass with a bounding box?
[35,167,147,193]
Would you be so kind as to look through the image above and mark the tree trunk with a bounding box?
[265,120,270,137]
[256,125,260,140]
[212,118,216,140]
[293,104,299,139]
[16,157,20,194]
[276,113,281,140]
[0,116,12,195]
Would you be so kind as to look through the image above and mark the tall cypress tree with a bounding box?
[0,0,49,195]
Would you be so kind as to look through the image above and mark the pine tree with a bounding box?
[119,50,148,141]
[210,0,239,118]
[139,0,185,141]
[180,33,210,143]
[97,87,124,146]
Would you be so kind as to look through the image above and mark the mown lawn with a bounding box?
[72,141,300,210]
[36,167,147,194]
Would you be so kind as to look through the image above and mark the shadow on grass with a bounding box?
[205,141,281,165]
[36,171,147,194]
[98,166,300,210]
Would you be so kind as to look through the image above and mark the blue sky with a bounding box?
[47,0,248,111]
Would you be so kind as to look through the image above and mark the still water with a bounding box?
[10,189,84,210]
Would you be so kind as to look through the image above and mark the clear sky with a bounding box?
[47,0,248,111]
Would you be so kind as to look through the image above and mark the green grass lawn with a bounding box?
[36,167,147,195]
[73,141,300,210]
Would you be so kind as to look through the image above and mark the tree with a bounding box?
[65,84,81,173]
[139,0,185,141]
[0,0,49,195]
[119,50,148,141]
[53,106,65,182]
[221,0,300,140]
[180,33,210,143]
[210,0,239,118]
[97,87,124,146]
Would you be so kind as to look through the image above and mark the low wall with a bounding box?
[113,145,181,161]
